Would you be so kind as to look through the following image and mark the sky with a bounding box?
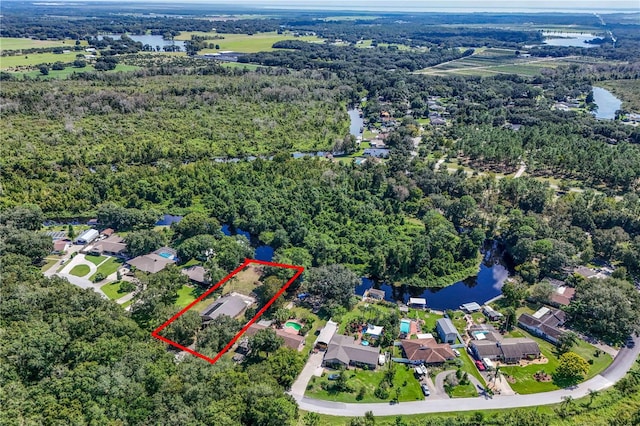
[41,0,640,11]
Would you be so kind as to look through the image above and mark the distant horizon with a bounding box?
[24,0,640,14]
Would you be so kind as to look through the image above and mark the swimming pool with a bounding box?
[284,321,302,331]
[400,320,411,334]
[361,340,370,346]
[472,331,489,340]
[157,251,173,259]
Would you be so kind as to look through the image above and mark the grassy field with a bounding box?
[219,62,263,71]
[174,31,323,53]
[221,266,261,296]
[101,282,128,300]
[90,258,123,281]
[69,264,90,277]
[306,364,423,403]
[1,51,84,69]
[0,37,80,51]
[417,48,578,77]
[599,79,640,112]
[337,302,393,333]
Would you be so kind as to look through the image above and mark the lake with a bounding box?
[348,107,364,137]
[542,32,599,48]
[99,34,185,50]
[221,223,508,310]
[355,263,508,311]
[592,86,622,120]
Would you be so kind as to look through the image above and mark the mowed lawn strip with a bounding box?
[90,258,123,281]
[101,282,126,300]
[175,285,199,308]
[69,264,90,277]
[85,255,107,266]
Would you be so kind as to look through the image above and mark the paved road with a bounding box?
[513,161,526,178]
[294,335,640,416]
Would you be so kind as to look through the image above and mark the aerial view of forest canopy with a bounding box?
[1,1,640,425]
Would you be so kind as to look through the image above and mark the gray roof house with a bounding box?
[436,318,458,344]
[471,338,540,363]
[518,307,566,345]
[181,265,209,286]
[323,334,380,369]
[201,293,255,324]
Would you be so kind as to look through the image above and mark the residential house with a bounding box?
[181,265,210,286]
[482,305,503,321]
[244,323,305,351]
[436,318,457,344]
[200,293,255,324]
[101,228,115,237]
[52,239,69,254]
[470,338,540,364]
[550,285,576,307]
[126,247,177,273]
[315,320,338,350]
[323,334,381,370]
[400,338,456,365]
[363,148,390,158]
[89,235,127,257]
[518,307,566,345]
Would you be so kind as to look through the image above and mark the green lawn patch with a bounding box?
[41,257,60,272]
[0,37,80,51]
[175,31,323,53]
[90,257,123,281]
[305,364,423,403]
[101,282,129,300]
[337,302,394,333]
[449,382,479,398]
[69,264,90,277]
[175,285,199,308]
[85,254,107,266]
[121,300,133,309]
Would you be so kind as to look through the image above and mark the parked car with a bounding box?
[453,349,461,357]
[475,360,486,371]
[421,384,430,396]
[328,374,340,380]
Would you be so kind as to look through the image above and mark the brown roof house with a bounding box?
[518,307,566,345]
[400,338,456,365]
[244,323,305,352]
[89,235,127,257]
[323,334,380,370]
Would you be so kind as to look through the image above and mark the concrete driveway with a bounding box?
[289,351,325,398]
[294,334,640,416]
[55,253,108,299]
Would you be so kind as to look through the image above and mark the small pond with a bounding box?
[542,32,599,48]
[592,86,622,120]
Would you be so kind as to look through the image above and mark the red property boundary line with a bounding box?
[151,258,304,365]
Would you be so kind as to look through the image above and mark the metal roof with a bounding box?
[436,318,457,335]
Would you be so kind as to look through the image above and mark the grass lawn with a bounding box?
[337,302,394,333]
[41,257,61,272]
[175,31,323,53]
[85,255,107,266]
[101,282,129,300]
[500,328,613,394]
[459,349,486,385]
[449,382,479,398]
[219,62,263,71]
[1,51,85,69]
[69,264,90,277]
[121,300,133,309]
[221,266,261,296]
[90,257,123,281]
[175,285,200,308]
[305,364,423,403]
[182,258,202,267]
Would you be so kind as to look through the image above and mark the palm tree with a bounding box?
[587,389,599,407]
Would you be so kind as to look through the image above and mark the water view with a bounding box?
[592,86,622,120]
[348,107,364,137]
[542,32,599,48]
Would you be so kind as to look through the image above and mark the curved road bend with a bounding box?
[292,335,640,416]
